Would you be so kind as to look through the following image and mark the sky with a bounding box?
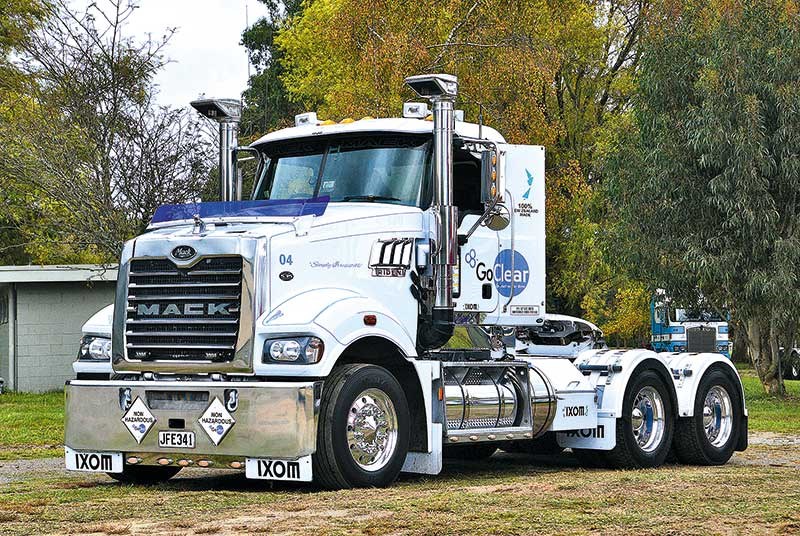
[78,0,270,109]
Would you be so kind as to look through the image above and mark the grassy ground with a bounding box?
[0,392,63,460]
[738,366,800,433]
[0,368,798,534]
[0,448,798,535]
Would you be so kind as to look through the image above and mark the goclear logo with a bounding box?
[171,245,196,260]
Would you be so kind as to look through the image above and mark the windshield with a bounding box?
[671,308,725,323]
[253,135,431,207]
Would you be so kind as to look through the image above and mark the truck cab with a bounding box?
[650,293,731,357]
[64,74,747,488]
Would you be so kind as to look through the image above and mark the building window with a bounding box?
[0,296,7,325]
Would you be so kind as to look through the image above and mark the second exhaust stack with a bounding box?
[405,74,459,316]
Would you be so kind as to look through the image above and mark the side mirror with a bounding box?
[480,150,500,203]
[485,205,510,231]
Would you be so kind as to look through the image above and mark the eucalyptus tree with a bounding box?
[606,0,800,394]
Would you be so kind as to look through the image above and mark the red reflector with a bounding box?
[363,314,377,326]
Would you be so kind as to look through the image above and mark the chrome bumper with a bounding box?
[65,380,321,460]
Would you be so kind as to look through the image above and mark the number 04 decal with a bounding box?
[279,254,293,265]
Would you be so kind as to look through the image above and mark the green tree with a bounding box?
[240,0,306,140]
[0,0,47,264]
[1,0,213,263]
[606,0,800,394]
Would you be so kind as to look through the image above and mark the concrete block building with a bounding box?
[0,265,117,393]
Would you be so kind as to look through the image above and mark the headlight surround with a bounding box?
[78,336,112,361]
[263,336,324,364]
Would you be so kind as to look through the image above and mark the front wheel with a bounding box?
[313,364,410,489]
[605,369,674,469]
[674,368,742,465]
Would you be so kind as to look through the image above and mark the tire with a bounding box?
[501,433,564,455]
[108,465,181,484]
[674,368,742,465]
[443,443,497,460]
[313,364,410,489]
[604,369,674,469]
[784,352,800,381]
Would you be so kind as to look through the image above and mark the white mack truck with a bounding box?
[64,74,747,488]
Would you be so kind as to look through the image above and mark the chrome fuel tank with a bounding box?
[442,362,556,438]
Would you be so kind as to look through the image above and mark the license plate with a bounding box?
[65,446,123,473]
[245,455,313,482]
[158,430,196,448]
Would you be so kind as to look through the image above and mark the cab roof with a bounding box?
[250,117,506,148]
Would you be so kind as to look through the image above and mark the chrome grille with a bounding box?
[125,257,243,362]
[687,326,716,353]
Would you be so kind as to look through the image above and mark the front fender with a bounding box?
[82,304,114,338]
[254,288,417,377]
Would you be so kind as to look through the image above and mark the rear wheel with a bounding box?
[313,364,410,489]
[108,465,181,485]
[605,369,674,469]
[674,368,742,465]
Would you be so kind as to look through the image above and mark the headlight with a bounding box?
[78,336,112,360]
[263,336,324,364]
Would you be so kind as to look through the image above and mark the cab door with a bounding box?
[454,214,500,320]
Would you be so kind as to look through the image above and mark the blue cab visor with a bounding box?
[151,197,329,224]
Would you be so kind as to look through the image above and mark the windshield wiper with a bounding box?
[341,195,400,202]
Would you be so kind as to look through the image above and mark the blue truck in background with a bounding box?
[650,293,731,358]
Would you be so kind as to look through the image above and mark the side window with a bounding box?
[453,158,483,222]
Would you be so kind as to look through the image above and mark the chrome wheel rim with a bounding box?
[346,388,398,472]
[702,385,733,448]
[631,386,665,453]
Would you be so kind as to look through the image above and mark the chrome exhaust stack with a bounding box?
[405,74,458,326]
[190,98,243,202]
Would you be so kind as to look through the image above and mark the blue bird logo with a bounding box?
[523,169,534,199]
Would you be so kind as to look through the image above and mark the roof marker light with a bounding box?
[295,112,319,127]
[403,102,429,118]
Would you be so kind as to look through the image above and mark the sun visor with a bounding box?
[150,197,329,224]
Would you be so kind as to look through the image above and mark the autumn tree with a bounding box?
[606,0,800,394]
[275,0,651,342]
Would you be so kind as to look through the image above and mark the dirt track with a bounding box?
[1,432,799,536]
